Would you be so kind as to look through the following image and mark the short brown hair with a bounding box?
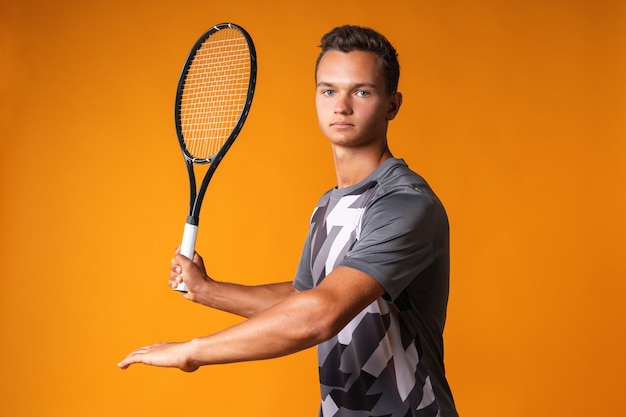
[315,25,400,95]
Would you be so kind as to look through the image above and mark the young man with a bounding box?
[119,25,458,417]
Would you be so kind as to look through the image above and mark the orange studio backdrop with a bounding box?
[1,1,625,416]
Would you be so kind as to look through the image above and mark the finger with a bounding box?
[169,270,183,284]
[118,343,162,369]
[170,260,182,275]
[169,278,180,290]
[118,352,142,369]
[169,258,184,286]
[192,252,205,269]
[118,357,137,370]
[175,252,189,265]
[175,254,197,272]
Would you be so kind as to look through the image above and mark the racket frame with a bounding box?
[174,23,257,292]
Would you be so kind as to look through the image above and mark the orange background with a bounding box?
[1,0,625,416]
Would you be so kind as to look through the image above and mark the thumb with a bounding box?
[192,252,205,270]
[175,252,195,268]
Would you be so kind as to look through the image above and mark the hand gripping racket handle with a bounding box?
[175,221,198,292]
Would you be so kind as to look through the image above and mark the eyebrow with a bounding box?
[316,81,379,89]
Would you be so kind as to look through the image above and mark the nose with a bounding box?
[334,93,352,115]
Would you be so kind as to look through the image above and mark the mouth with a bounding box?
[330,121,354,128]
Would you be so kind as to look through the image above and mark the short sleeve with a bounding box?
[293,229,314,291]
[339,187,435,301]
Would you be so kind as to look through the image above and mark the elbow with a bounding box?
[291,291,343,346]
[303,319,337,346]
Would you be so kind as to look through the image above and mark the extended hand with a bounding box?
[118,341,199,372]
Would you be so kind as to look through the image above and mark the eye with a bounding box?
[321,89,335,97]
[355,90,371,97]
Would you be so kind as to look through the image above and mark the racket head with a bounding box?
[175,23,257,164]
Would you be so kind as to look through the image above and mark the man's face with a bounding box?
[315,50,401,149]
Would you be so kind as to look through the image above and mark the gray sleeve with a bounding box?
[339,188,436,301]
[293,230,314,291]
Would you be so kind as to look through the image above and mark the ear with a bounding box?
[386,92,403,121]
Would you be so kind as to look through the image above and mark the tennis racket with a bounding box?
[174,23,257,292]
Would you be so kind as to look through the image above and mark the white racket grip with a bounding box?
[175,222,198,292]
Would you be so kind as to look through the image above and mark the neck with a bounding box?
[332,145,393,189]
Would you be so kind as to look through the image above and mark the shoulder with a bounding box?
[371,159,439,208]
[375,159,430,191]
[361,159,448,231]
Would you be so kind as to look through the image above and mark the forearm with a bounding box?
[185,289,334,366]
[197,280,297,318]
[171,252,296,318]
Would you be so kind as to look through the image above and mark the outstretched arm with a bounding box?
[118,266,385,371]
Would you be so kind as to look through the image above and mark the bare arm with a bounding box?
[118,266,385,371]
[169,250,296,318]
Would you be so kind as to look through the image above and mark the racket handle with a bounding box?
[175,222,198,292]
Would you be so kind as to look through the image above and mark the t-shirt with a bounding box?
[294,158,458,417]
